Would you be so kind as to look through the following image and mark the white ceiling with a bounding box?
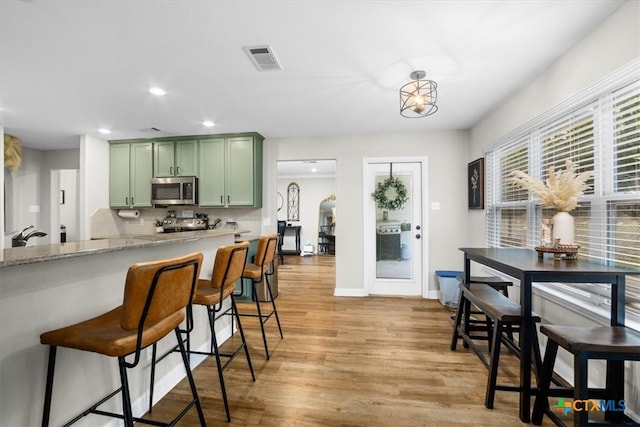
[0,0,625,151]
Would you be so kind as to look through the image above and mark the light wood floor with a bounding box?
[145,255,558,426]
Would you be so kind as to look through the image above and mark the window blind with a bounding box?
[486,60,640,315]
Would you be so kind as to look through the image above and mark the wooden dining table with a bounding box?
[459,248,639,423]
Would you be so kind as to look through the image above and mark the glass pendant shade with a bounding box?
[400,70,438,118]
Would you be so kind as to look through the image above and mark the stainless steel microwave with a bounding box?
[151,176,198,205]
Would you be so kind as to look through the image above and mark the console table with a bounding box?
[459,248,638,423]
[281,225,301,255]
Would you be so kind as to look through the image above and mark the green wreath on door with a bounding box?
[371,176,408,211]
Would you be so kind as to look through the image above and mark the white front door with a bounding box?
[364,158,427,296]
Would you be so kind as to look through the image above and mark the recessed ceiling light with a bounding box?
[311,168,318,173]
[98,128,112,134]
[203,121,215,127]
[149,87,166,96]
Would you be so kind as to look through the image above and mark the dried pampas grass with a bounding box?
[4,134,23,170]
[511,160,592,212]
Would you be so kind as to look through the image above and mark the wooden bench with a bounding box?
[450,282,543,409]
[452,276,513,351]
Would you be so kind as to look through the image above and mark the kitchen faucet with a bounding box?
[11,225,48,247]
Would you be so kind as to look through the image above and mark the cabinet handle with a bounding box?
[170,166,174,175]
[220,195,223,204]
[125,197,129,205]
[131,197,135,205]
[227,195,230,204]
[176,166,181,175]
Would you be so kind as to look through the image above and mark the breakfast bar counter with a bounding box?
[0,228,250,268]
[0,230,249,426]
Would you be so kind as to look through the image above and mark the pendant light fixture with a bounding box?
[399,70,438,118]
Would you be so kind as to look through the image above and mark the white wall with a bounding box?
[262,130,469,296]
[79,135,109,240]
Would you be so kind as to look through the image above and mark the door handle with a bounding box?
[415,234,421,239]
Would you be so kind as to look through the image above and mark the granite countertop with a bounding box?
[0,229,250,268]
[235,235,261,242]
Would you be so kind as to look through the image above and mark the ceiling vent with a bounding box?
[137,127,164,134]
[243,45,282,71]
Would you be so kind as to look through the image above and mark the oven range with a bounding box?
[161,216,208,232]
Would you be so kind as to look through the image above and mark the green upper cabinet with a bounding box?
[109,141,153,208]
[199,133,263,208]
[198,137,226,207]
[153,139,198,177]
[109,143,131,208]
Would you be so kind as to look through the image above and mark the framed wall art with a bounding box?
[468,158,484,209]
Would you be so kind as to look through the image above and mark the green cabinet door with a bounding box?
[154,139,198,177]
[198,137,226,207]
[198,133,263,208]
[227,136,255,206]
[109,141,153,208]
[130,142,153,207]
[153,141,175,177]
[175,139,198,176]
[109,143,131,208]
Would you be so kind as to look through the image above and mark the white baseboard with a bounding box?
[333,288,366,297]
[426,290,439,300]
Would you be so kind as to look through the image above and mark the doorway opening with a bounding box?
[50,169,79,243]
[276,160,336,261]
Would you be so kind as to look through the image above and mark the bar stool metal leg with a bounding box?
[175,329,207,426]
[209,314,231,422]
[41,346,57,427]
[251,279,271,360]
[232,298,255,380]
[265,272,283,339]
[118,359,134,427]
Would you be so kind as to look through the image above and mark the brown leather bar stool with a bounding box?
[239,234,283,360]
[532,325,640,427]
[181,241,255,422]
[40,252,205,427]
